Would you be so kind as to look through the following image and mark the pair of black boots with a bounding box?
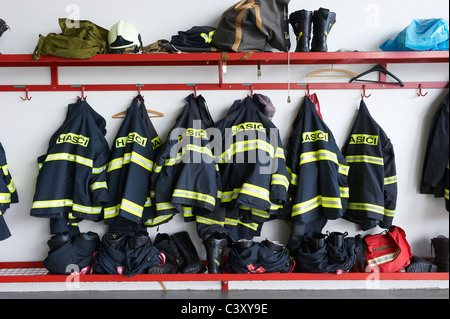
[289,7,336,52]
[154,231,229,274]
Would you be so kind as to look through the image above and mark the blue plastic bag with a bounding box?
[380,19,449,51]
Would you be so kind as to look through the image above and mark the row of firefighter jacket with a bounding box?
[29,93,399,240]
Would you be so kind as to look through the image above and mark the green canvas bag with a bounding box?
[33,18,109,61]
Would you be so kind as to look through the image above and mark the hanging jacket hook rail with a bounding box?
[15,86,32,101]
[361,85,371,99]
[417,83,428,97]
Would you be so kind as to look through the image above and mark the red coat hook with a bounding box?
[417,84,428,97]
[20,88,32,101]
[304,84,310,97]
[361,85,371,99]
[77,87,87,100]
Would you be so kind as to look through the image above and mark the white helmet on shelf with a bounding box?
[108,20,142,53]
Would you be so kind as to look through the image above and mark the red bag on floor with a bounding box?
[364,226,413,273]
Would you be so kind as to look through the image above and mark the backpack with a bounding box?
[362,226,413,273]
[211,0,291,52]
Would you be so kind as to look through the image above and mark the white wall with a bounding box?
[0,0,448,263]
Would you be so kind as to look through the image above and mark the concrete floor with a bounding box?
[0,289,448,299]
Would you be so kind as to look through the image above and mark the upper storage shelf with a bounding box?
[0,51,449,67]
[0,51,448,97]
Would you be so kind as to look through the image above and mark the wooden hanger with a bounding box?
[307,65,357,78]
[112,109,165,119]
[112,93,165,119]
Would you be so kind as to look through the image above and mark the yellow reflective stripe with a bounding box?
[345,155,384,166]
[368,249,401,267]
[144,197,152,208]
[119,198,143,218]
[182,206,194,218]
[153,144,214,173]
[220,139,275,163]
[196,215,224,227]
[347,202,394,217]
[144,214,174,226]
[445,188,449,200]
[173,189,216,207]
[90,181,108,191]
[224,218,259,231]
[0,193,11,203]
[300,150,338,166]
[31,199,73,209]
[156,202,174,212]
[340,187,349,198]
[1,164,9,175]
[384,175,397,185]
[275,147,286,159]
[108,152,154,173]
[104,204,119,219]
[339,163,350,176]
[72,203,102,215]
[7,179,16,194]
[92,164,107,174]
[220,188,241,203]
[292,195,342,217]
[240,183,270,202]
[286,167,298,186]
[44,153,93,168]
[271,174,289,190]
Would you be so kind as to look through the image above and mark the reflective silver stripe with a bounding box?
[144,214,174,226]
[104,205,119,218]
[292,196,341,216]
[120,198,143,218]
[339,163,350,176]
[31,199,73,209]
[45,153,93,167]
[156,202,174,211]
[345,155,384,166]
[196,215,224,226]
[347,202,395,217]
[384,175,397,185]
[0,193,11,203]
[240,183,270,202]
[90,181,108,191]
[73,203,102,215]
[271,174,289,190]
[300,150,338,166]
[368,249,401,267]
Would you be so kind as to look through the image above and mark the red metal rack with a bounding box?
[0,51,448,99]
[0,262,448,291]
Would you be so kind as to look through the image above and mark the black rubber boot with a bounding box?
[47,232,71,252]
[289,10,313,52]
[203,235,229,274]
[171,231,206,274]
[311,7,336,52]
[234,239,254,253]
[432,236,449,272]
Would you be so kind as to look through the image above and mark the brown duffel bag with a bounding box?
[211,0,291,52]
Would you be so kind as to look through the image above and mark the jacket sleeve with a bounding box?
[382,140,397,228]
[90,147,110,205]
[422,101,449,190]
[269,133,290,206]
[336,150,349,211]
